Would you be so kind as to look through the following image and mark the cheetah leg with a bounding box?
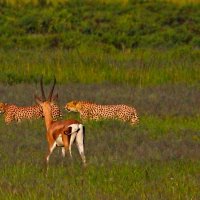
[16,119,21,123]
[80,113,91,122]
[130,114,139,125]
[5,115,12,124]
[117,115,128,124]
[130,118,139,125]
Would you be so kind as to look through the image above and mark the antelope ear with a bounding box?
[51,93,58,102]
[35,95,43,104]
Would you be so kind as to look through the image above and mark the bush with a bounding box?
[19,12,39,33]
[1,0,200,50]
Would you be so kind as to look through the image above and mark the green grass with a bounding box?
[1,0,200,86]
[0,83,199,199]
[0,47,200,86]
[0,161,199,199]
[0,114,199,199]
[140,115,200,139]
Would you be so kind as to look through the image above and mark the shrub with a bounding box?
[1,0,200,50]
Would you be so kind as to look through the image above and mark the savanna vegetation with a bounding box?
[0,0,200,85]
[0,84,200,199]
[0,0,200,199]
[1,0,200,50]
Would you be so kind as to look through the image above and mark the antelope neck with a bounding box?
[43,108,53,131]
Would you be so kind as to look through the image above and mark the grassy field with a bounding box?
[1,47,200,86]
[0,84,199,199]
[1,0,200,86]
[0,0,200,199]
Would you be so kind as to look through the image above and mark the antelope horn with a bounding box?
[48,77,56,101]
[40,76,46,101]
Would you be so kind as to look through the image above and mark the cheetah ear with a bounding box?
[73,101,77,105]
[76,103,82,109]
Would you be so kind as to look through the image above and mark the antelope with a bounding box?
[35,78,86,168]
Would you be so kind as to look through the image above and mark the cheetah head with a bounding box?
[0,102,7,114]
[65,101,82,112]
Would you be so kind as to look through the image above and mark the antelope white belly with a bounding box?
[56,134,64,146]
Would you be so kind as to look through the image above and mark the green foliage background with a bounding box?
[1,0,200,50]
[0,0,200,85]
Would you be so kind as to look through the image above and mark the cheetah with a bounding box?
[65,101,139,125]
[0,102,61,124]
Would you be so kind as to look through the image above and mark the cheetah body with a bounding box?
[0,102,61,124]
[65,101,139,125]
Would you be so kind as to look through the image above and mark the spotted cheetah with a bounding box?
[65,101,139,125]
[0,102,61,124]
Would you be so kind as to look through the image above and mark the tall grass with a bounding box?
[0,47,200,86]
[0,161,199,199]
